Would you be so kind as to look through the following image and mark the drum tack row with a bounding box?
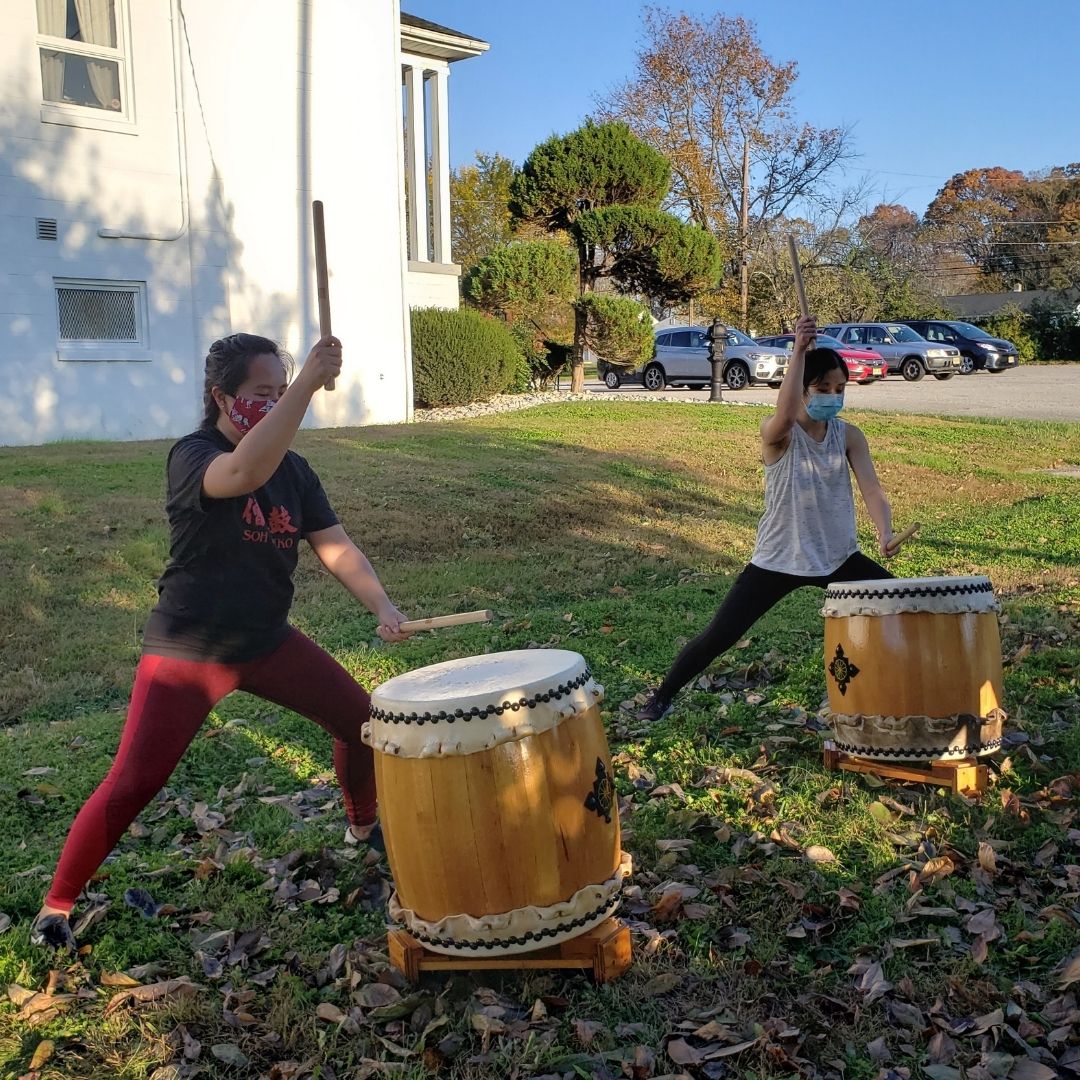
[365,575,1006,980]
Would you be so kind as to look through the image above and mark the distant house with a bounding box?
[1,2,487,447]
[942,288,1080,320]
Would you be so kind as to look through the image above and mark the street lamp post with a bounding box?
[707,318,725,403]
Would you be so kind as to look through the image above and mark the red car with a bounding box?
[754,334,888,384]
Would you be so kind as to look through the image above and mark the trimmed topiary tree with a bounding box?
[410,307,524,407]
[574,294,654,369]
[511,121,722,391]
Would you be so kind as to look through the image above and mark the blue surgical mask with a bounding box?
[806,392,844,422]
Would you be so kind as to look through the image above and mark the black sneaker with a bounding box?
[30,912,78,951]
[635,692,673,723]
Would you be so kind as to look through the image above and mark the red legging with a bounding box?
[46,628,375,912]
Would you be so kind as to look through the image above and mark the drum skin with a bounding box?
[365,649,628,955]
[822,577,1005,761]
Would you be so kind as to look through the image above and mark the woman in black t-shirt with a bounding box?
[33,333,411,949]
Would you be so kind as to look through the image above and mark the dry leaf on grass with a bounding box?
[642,973,682,996]
[29,1040,55,1069]
[571,1017,605,1047]
[210,1043,249,1067]
[315,1002,346,1023]
[665,1038,702,1066]
[103,977,201,1016]
[100,971,141,988]
[355,983,402,1009]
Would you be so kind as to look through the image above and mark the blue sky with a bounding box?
[412,0,1080,215]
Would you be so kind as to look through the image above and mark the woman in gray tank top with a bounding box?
[637,316,912,722]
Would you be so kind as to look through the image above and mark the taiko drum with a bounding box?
[822,576,1005,762]
[364,649,630,957]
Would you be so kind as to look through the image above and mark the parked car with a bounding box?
[895,320,1019,375]
[754,333,887,384]
[607,326,787,391]
[819,323,963,381]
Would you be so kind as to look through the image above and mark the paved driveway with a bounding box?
[588,364,1080,423]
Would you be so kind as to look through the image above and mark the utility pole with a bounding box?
[739,139,750,329]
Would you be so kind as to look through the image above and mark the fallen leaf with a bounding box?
[804,844,836,863]
[356,983,402,1009]
[968,1008,1005,1036]
[965,908,1000,937]
[571,1018,605,1047]
[315,1002,346,1023]
[666,1038,702,1066]
[100,972,142,988]
[918,856,956,883]
[855,961,893,1004]
[923,1067,962,1080]
[1008,1062,1058,1080]
[29,1040,55,1069]
[642,973,682,996]
[211,1043,249,1068]
[866,1036,890,1063]
[104,977,201,1015]
[8,984,36,1007]
[1057,949,1080,988]
[704,1038,759,1058]
[16,992,76,1021]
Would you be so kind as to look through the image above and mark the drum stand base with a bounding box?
[823,741,989,797]
[387,917,632,984]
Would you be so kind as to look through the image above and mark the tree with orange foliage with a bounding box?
[595,7,852,328]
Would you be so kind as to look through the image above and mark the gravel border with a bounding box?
[412,389,759,423]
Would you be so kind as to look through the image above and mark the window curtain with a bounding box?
[72,0,119,109]
[36,0,66,101]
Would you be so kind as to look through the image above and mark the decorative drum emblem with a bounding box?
[584,758,615,823]
[827,643,860,696]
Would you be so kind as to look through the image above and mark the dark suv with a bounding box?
[897,320,1019,375]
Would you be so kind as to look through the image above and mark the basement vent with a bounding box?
[36,218,58,240]
[56,284,140,341]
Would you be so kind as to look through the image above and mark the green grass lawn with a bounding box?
[2,402,1079,1080]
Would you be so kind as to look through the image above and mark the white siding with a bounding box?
[0,0,411,446]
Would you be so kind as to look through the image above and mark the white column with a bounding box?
[429,66,452,265]
[403,63,429,262]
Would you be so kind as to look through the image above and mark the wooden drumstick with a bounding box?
[312,200,336,391]
[886,521,922,553]
[397,609,494,633]
[787,234,810,321]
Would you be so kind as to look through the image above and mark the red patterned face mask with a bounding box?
[227,395,275,433]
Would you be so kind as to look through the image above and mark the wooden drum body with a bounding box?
[822,576,1005,762]
[364,650,629,957]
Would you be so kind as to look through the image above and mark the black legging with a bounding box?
[655,552,892,703]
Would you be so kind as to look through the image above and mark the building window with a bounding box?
[36,0,132,126]
[54,279,149,360]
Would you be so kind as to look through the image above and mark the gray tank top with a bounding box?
[750,418,859,577]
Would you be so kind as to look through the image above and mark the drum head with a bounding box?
[822,576,999,617]
[367,649,603,757]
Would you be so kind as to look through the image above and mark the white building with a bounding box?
[0,2,487,446]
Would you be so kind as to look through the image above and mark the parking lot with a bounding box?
[587,364,1080,423]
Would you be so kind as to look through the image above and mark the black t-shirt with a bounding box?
[142,427,339,662]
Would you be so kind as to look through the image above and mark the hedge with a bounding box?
[411,307,524,407]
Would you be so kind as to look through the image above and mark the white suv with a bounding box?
[638,326,787,391]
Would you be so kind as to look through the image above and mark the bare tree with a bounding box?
[595,7,853,328]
